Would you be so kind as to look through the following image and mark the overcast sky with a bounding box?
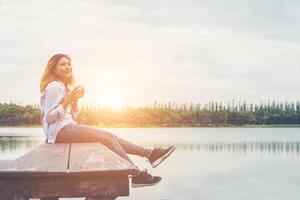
[1,0,300,107]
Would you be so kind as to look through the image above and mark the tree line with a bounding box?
[2,100,300,126]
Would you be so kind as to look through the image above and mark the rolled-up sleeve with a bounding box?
[44,83,66,124]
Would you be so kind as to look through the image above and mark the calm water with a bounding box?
[0,127,300,200]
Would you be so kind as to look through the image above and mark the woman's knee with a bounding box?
[104,131,119,144]
[91,128,117,143]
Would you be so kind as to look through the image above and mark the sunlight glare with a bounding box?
[100,89,124,111]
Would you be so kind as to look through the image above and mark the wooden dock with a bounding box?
[0,143,139,200]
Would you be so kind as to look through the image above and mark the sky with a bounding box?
[1,0,300,108]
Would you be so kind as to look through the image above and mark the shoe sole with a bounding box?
[151,146,175,168]
[131,179,161,188]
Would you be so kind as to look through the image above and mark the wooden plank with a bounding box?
[0,176,129,199]
[0,143,70,177]
[68,143,139,177]
[0,160,12,168]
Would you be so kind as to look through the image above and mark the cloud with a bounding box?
[1,0,300,106]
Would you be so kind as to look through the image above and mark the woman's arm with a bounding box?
[71,100,78,113]
[44,83,68,124]
[71,100,79,121]
[43,82,84,124]
[69,86,84,114]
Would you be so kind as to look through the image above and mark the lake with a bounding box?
[0,127,299,200]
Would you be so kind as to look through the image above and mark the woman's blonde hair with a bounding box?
[39,54,75,93]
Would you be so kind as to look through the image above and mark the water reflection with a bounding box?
[0,136,42,150]
[0,136,43,159]
[1,136,299,159]
[144,142,300,158]
[1,128,300,200]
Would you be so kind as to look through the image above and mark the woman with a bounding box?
[39,53,175,187]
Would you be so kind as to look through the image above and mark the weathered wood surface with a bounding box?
[0,143,138,177]
[0,144,70,177]
[69,143,139,177]
[0,176,128,199]
[0,143,139,199]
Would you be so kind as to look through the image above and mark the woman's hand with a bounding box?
[61,85,85,109]
[68,85,85,103]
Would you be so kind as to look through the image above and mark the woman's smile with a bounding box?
[55,57,73,82]
[64,69,72,76]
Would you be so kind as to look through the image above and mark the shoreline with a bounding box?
[2,124,300,128]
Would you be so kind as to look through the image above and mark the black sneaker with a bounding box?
[148,146,175,168]
[131,169,161,188]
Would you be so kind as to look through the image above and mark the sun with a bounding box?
[100,89,124,111]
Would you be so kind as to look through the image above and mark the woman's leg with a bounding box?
[55,123,151,165]
[116,136,152,158]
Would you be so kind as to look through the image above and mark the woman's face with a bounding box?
[54,56,72,83]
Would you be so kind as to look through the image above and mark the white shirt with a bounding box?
[40,80,78,143]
